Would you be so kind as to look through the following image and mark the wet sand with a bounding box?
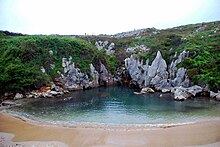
[0,112,220,147]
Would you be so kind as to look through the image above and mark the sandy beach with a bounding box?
[0,112,220,147]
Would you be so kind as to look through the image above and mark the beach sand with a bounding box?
[0,112,220,147]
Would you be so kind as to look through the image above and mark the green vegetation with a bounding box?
[179,31,220,90]
[0,35,116,93]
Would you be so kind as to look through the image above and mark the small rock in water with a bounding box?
[134,87,155,95]
[141,87,155,93]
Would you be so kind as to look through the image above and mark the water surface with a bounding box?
[9,86,220,125]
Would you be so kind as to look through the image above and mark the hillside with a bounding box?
[0,21,220,99]
[79,21,220,90]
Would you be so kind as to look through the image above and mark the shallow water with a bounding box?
[9,86,220,125]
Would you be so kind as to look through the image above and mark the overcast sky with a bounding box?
[0,0,219,35]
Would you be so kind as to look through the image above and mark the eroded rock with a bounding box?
[14,93,23,100]
[134,87,155,95]
[141,87,155,93]
[90,64,99,87]
[173,85,203,100]
[100,63,109,85]
[95,41,115,55]
[210,91,220,100]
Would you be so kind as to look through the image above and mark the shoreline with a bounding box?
[4,110,220,130]
[1,112,220,146]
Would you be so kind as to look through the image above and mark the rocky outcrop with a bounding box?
[169,50,189,80]
[124,50,202,100]
[125,51,169,88]
[90,64,99,87]
[126,45,149,53]
[58,57,119,90]
[172,85,203,100]
[141,87,155,93]
[134,87,155,95]
[25,83,68,99]
[99,63,109,86]
[173,87,191,100]
[210,91,220,100]
[59,57,90,90]
[95,41,115,55]
[106,43,115,55]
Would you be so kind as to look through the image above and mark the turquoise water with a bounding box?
[9,86,220,125]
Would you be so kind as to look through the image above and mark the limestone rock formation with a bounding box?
[125,51,169,88]
[124,50,202,100]
[134,87,155,95]
[100,63,109,85]
[90,64,99,87]
[173,85,203,100]
[210,91,220,100]
[169,50,189,80]
[141,87,155,93]
[126,45,149,53]
[106,43,115,55]
[60,57,89,90]
[95,41,115,55]
[173,87,191,100]
[59,56,117,90]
